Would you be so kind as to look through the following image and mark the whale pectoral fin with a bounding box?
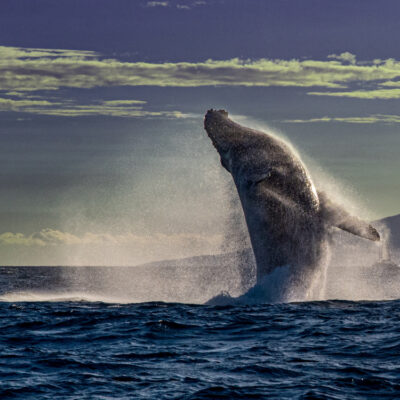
[335,220,380,242]
[318,191,380,242]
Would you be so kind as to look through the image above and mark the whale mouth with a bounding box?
[204,109,229,130]
[204,109,231,153]
[206,109,229,118]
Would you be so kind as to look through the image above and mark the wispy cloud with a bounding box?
[4,91,44,99]
[3,47,400,101]
[0,229,226,265]
[308,88,400,99]
[102,100,147,106]
[146,1,169,7]
[1,47,399,93]
[0,97,61,111]
[282,114,400,124]
[0,96,195,118]
[0,229,221,247]
[145,0,206,10]
[176,1,206,9]
[327,52,357,65]
[0,229,224,263]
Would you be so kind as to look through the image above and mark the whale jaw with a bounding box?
[204,109,232,155]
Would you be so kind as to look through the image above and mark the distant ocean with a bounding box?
[0,266,400,399]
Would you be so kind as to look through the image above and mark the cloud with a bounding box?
[3,46,400,99]
[0,229,224,255]
[146,1,169,7]
[145,0,206,10]
[0,46,96,60]
[0,48,348,91]
[0,229,222,247]
[5,91,44,99]
[0,230,87,246]
[0,46,391,92]
[308,88,400,99]
[328,52,357,65]
[379,80,400,87]
[0,96,195,118]
[282,114,400,124]
[0,97,61,111]
[102,100,147,106]
[0,232,45,246]
[0,229,225,264]
[176,1,207,9]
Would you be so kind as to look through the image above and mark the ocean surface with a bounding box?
[0,267,400,399]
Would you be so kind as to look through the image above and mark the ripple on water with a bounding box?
[0,300,399,399]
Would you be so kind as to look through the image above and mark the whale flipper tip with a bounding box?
[368,225,380,241]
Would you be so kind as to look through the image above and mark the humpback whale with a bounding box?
[204,109,380,300]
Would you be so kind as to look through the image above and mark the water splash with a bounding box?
[0,117,397,304]
[220,116,397,303]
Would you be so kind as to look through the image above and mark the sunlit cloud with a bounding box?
[0,229,225,265]
[3,47,400,101]
[0,97,61,111]
[1,47,399,92]
[0,229,228,266]
[4,91,44,99]
[0,96,195,118]
[282,114,400,124]
[0,229,223,248]
[308,88,400,99]
[379,80,400,87]
[0,46,96,60]
[327,52,357,65]
[102,100,147,106]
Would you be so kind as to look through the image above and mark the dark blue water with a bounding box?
[1,268,400,399]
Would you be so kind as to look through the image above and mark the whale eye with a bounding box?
[251,170,275,186]
[266,170,279,180]
[264,169,284,188]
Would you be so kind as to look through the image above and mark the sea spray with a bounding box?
[0,116,395,304]
[218,115,386,303]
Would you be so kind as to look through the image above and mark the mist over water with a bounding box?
[0,118,398,305]
[205,116,398,304]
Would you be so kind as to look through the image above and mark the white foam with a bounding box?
[0,291,141,304]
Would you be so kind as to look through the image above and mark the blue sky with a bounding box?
[0,0,399,265]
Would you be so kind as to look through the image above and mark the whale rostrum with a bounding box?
[204,109,379,296]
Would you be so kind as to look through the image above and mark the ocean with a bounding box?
[0,267,399,399]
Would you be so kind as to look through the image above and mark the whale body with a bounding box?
[204,109,380,299]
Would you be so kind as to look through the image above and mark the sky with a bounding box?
[0,0,400,265]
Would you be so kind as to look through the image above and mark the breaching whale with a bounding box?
[204,109,380,300]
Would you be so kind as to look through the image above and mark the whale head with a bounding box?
[204,109,380,251]
[204,109,319,211]
[204,108,381,294]
[204,109,237,172]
